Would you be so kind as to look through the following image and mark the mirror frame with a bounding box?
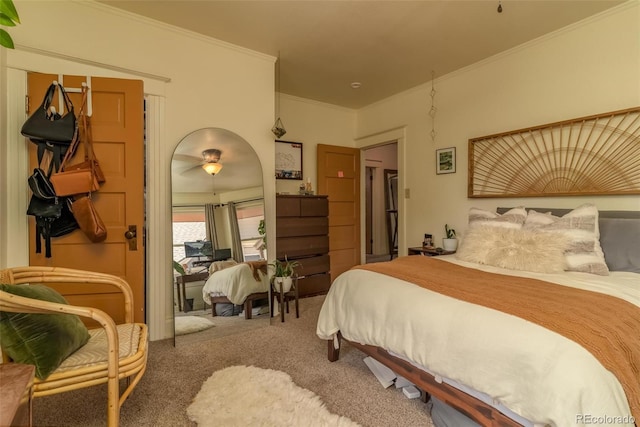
[170,128,270,346]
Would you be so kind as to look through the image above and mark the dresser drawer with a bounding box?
[300,197,328,216]
[277,195,328,217]
[276,235,329,259]
[276,217,328,238]
[276,196,301,217]
[297,254,330,276]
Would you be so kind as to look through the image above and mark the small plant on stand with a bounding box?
[270,256,301,293]
[443,224,458,252]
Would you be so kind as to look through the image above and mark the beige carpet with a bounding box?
[32,295,434,426]
[187,365,361,426]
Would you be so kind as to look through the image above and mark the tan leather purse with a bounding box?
[71,195,107,243]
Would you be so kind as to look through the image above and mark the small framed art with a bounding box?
[275,140,303,180]
[436,147,456,174]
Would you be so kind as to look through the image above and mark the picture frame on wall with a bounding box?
[275,140,303,180]
[436,147,456,174]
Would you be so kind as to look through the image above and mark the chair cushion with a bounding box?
[0,284,90,380]
[57,323,141,372]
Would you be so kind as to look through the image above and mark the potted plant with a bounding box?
[270,256,301,293]
[443,224,458,252]
[173,260,186,275]
[257,219,267,248]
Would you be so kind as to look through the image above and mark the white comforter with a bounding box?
[202,263,269,305]
[316,256,639,427]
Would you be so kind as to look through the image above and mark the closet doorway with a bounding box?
[363,142,398,264]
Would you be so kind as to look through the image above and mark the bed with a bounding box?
[202,260,269,319]
[317,205,639,427]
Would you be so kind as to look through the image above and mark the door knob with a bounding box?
[124,225,137,250]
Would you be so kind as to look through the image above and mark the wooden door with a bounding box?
[27,73,145,324]
[317,144,361,281]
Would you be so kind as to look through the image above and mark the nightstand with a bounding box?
[408,247,455,256]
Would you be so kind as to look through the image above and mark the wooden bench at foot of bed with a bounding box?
[328,333,524,427]
[210,292,268,320]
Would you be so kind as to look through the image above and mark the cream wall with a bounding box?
[356,2,640,250]
[276,94,356,195]
[1,0,276,340]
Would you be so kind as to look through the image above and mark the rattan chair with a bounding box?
[0,266,148,427]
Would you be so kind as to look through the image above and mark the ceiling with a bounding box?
[99,0,624,109]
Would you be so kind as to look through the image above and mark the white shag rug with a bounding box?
[187,365,361,427]
[174,316,214,336]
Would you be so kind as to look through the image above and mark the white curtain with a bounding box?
[204,203,218,249]
[227,202,243,262]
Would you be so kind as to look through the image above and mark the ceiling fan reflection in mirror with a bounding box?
[175,148,224,176]
[201,149,223,175]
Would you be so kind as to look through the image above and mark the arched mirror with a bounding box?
[171,128,269,346]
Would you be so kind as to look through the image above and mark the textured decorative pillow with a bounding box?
[468,206,527,229]
[0,284,90,379]
[456,226,569,273]
[523,204,609,275]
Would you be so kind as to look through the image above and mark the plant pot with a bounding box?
[442,238,458,252]
[273,276,293,293]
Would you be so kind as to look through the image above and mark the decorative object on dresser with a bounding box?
[275,194,330,297]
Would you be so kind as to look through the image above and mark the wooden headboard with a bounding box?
[469,107,640,198]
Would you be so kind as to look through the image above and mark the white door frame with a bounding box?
[355,127,407,264]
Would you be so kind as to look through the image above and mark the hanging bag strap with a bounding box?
[58,85,88,171]
[53,82,75,120]
[84,110,97,194]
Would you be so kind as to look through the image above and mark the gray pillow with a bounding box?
[599,217,640,273]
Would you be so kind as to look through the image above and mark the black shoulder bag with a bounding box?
[21,82,78,173]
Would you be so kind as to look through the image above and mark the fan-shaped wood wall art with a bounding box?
[468,107,640,198]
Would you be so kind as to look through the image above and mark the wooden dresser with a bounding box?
[275,194,331,297]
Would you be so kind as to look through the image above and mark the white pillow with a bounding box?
[456,226,569,274]
[523,204,609,276]
[468,206,527,229]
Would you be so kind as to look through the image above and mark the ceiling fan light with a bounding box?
[202,162,223,175]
